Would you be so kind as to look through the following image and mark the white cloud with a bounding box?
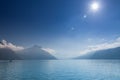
[0,40,24,51]
[41,48,56,54]
[80,37,120,55]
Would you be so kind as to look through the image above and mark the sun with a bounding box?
[91,2,99,11]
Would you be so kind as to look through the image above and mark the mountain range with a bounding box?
[1,39,120,60]
[0,40,56,60]
[17,45,56,60]
[76,47,120,59]
[0,48,20,60]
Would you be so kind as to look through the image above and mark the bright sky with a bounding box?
[0,0,120,59]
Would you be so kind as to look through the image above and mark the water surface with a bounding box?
[0,60,120,80]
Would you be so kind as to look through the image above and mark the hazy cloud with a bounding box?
[0,40,24,51]
[80,37,120,55]
[41,48,56,54]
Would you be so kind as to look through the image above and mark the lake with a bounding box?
[0,60,120,80]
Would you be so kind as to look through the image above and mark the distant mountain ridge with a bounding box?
[0,48,20,60]
[17,45,56,60]
[76,47,120,59]
[0,40,56,60]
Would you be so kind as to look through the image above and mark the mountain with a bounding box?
[0,39,56,60]
[0,40,21,60]
[76,47,120,59]
[18,45,56,60]
[0,48,20,60]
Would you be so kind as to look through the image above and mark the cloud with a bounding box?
[41,48,56,54]
[80,37,120,55]
[0,40,24,51]
[0,40,55,54]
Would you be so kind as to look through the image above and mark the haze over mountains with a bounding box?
[18,45,56,60]
[76,47,120,59]
[75,37,120,59]
[0,40,56,60]
[1,39,120,60]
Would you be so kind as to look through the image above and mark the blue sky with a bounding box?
[0,0,120,58]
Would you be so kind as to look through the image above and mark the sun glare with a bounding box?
[91,2,99,11]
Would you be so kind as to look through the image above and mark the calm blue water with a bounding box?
[0,60,120,80]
